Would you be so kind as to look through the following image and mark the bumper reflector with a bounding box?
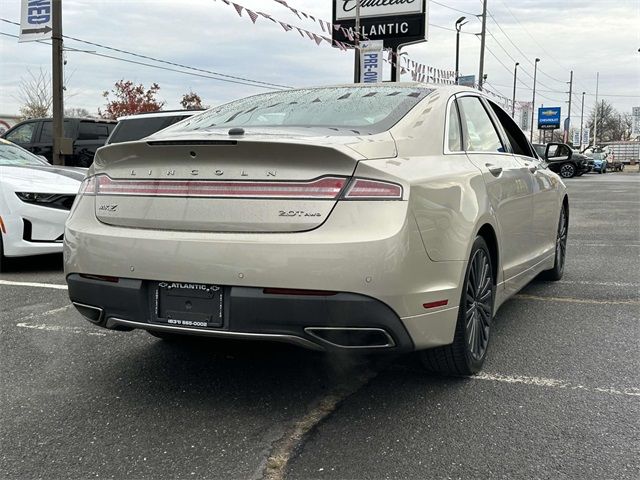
[423,300,449,309]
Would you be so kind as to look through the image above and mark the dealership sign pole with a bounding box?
[333,0,429,82]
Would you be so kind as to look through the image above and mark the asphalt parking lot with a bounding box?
[1,172,638,480]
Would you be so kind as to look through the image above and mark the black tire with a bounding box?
[420,237,495,376]
[0,234,6,273]
[540,202,568,281]
[559,163,576,178]
[602,166,607,174]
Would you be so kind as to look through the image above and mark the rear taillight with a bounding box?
[343,178,403,200]
[78,176,97,196]
[95,175,347,199]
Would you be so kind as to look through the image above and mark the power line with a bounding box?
[0,18,291,90]
[430,1,477,16]
[0,31,289,90]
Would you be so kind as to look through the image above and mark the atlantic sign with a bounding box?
[332,0,428,49]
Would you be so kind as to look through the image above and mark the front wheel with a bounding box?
[560,163,576,178]
[420,237,495,376]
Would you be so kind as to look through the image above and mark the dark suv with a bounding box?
[1,117,116,167]
[533,142,590,178]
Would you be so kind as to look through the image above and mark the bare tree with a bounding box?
[586,100,633,143]
[16,67,52,119]
[65,107,93,118]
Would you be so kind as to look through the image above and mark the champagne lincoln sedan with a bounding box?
[64,84,569,375]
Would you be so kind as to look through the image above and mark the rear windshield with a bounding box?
[108,115,191,144]
[163,86,433,135]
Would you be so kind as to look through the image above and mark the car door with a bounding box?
[485,100,558,265]
[456,94,534,286]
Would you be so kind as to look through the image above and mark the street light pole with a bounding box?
[580,91,585,150]
[478,0,488,91]
[593,71,600,147]
[530,57,540,142]
[511,62,519,117]
[455,16,467,85]
[353,0,361,83]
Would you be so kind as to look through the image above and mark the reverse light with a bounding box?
[343,178,403,200]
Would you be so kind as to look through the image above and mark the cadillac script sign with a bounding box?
[335,0,424,21]
[332,0,428,49]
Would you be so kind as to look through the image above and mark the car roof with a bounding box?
[116,110,203,121]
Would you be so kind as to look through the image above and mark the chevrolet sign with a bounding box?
[538,107,561,130]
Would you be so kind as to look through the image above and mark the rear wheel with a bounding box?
[420,237,495,376]
[560,163,576,178]
[540,203,568,281]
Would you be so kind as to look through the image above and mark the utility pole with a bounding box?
[353,0,361,83]
[478,0,488,91]
[530,58,540,142]
[52,0,64,165]
[580,91,585,150]
[564,70,573,144]
[593,72,600,147]
[511,62,519,117]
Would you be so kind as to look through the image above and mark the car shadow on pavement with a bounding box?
[1,253,64,272]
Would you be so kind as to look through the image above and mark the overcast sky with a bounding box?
[0,0,638,120]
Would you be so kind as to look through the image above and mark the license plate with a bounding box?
[154,282,224,328]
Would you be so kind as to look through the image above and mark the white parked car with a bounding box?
[0,139,85,271]
[64,84,569,375]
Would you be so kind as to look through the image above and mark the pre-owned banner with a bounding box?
[19,0,53,43]
[360,40,384,83]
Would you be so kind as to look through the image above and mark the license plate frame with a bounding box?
[152,282,225,329]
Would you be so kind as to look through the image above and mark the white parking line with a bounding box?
[0,279,68,290]
[557,280,640,288]
[16,322,108,336]
[474,372,639,398]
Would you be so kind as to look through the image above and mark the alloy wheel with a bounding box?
[560,163,575,178]
[465,249,494,361]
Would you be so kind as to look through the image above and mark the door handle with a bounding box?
[485,164,503,176]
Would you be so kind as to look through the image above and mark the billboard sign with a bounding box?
[632,107,640,136]
[582,128,590,147]
[538,107,561,130]
[360,40,384,83]
[332,0,428,49]
[458,75,475,87]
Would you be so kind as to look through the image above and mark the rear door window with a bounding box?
[447,100,463,152]
[38,121,73,142]
[457,96,504,153]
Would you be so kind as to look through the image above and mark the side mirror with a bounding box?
[545,142,572,161]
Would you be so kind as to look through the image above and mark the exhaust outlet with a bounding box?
[72,302,104,324]
[304,327,395,349]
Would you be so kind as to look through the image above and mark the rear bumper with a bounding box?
[67,274,415,353]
